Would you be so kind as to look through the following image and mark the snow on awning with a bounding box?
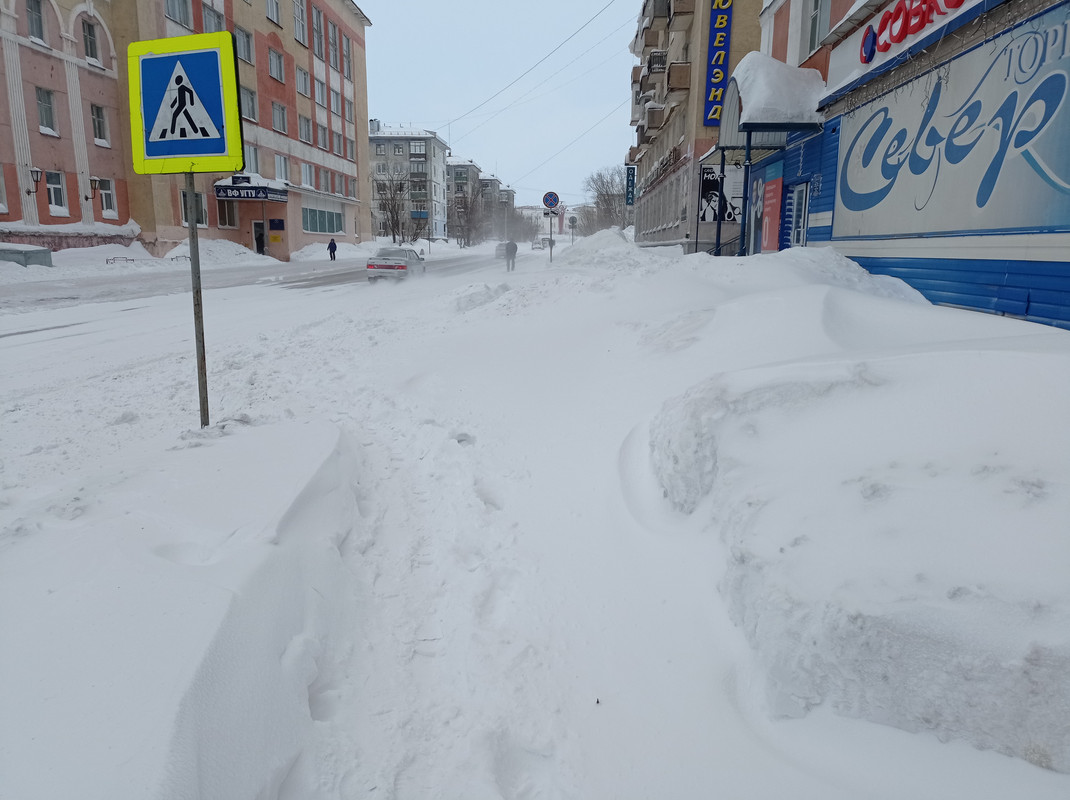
[731,52,825,132]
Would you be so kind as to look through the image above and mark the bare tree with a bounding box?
[374,174,408,243]
[582,166,632,232]
[448,182,486,247]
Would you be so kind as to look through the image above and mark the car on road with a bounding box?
[366,247,425,282]
[531,240,544,250]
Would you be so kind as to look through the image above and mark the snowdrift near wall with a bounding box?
[647,276,1070,771]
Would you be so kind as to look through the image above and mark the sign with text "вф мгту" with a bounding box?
[128,32,244,174]
[214,185,289,202]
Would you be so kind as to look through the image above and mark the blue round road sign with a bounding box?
[542,191,560,209]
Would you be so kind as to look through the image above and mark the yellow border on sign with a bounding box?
[128,32,244,175]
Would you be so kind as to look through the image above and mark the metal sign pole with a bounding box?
[185,170,210,428]
[549,214,553,264]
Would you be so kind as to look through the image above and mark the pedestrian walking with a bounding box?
[327,238,337,261]
[505,240,518,272]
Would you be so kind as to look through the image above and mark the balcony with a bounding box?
[631,65,642,87]
[667,61,690,97]
[410,191,429,201]
[410,210,428,219]
[647,49,667,73]
[645,104,666,130]
[647,0,669,29]
[669,0,694,32]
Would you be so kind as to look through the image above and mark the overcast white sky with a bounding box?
[362,0,639,209]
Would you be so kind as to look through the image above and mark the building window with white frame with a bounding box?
[269,49,285,81]
[293,0,308,44]
[203,3,225,32]
[235,27,253,62]
[217,198,238,228]
[98,177,117,217]
[266,0,281,25]
[327,20,338,69]
[36,87,56,133]
[330,89,340,115]
[301,161,315,186]
[45,170,66,211]
[90,104,108,144]
[311,6,324,59]
[243,142,259,174]
[805,0,830,54]
[344,98,353,122]
[375,143,385,155]
[316,123,328,149]
[393,144,403,155]
[314,79,326,107]
[296,67,310,96]
[180,190,207,226]
[240,86,257,120]
[272,102,287,133]
[27,0,45,40]
[275,154,290,181]
[0,169,7,213]
[165,0,193,28]
[298,115,312,143]
[342,35,351,79]
[410,140,425,155]
[333,131,343,154]
[82,19,99,63]
[790,183,809,246]
[346,138,355,160]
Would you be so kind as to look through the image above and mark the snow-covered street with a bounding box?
[3,234,1070,799]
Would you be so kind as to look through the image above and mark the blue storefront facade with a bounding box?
[749,0,1070,328]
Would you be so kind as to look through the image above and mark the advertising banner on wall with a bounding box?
[834,2,1070,239]
[704,0,734,126]
[699,165,745,222]
[761,163,784,252]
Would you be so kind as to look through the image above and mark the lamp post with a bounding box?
[25,166,43,194]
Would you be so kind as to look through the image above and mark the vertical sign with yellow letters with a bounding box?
[704,0,734,126]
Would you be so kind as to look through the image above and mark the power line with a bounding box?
[446,0,621,129]
[513,99,630,185]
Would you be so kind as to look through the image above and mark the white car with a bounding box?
[366,247,425,282]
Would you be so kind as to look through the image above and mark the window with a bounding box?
[790,183,810,247]
[0,169,7,213]
[235,27,253,62]
[82,19,98,62]
[805,0,831,54]
[269,49,285,81]
[410,141,425,155]
[203,4,225,32]
[327,21,338,69]
[311,6,323,59]
[217,198,238,228]
[316,123,327,149]
[346,138,355,160]
[90,104,108,143]
[266,0,281,25]
[333,131,343,154]
[98,177,117,217]
[314,79,326,107]
[165,0,193,27]
[180,190,207,226]
[319,167,329,190]
[393,144,403,155]
[27,0,44,40]
[301,162,315,185]
[375,162,386,175]
[275,153,290,181]
[240,86,257,120]
[45,170,65,209]
[330,89,340,115]
[293,0,308,44]
[302,205,344,233]
[344,98,354,122]
[296,67,310,96]
[375,143,385,155]
[298,115,312,142]
[36,87,55,133]
[272,102,287,133]
[342,35,352,79]
[243,143,259,174]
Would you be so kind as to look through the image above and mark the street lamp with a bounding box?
[84,175,100,201]
[25,166,43,194]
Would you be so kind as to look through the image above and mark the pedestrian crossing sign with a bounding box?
[128,32,243,174]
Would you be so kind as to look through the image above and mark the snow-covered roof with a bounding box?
[730,52,825,130]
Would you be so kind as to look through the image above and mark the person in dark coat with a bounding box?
[255,230,265,255]
[327,238,337,261]
[505,240,518,271]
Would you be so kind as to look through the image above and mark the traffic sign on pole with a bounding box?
[542,191,560,210]
[128,32,244,174]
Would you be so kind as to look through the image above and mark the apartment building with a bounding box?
[749,0,1070,328]
[0,0,372,259]
[627,0,761,251]
[368,121,448,240]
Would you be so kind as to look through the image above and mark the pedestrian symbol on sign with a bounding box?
[149,61,219,142]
